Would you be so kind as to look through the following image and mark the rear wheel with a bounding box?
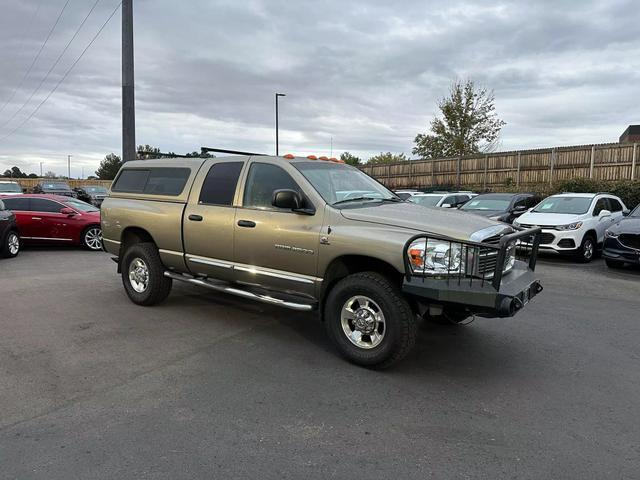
[577,234,596,263]
[1,231,20,258]
[324,272,417,369]
[121,242,172,306]
[605,258,625,269]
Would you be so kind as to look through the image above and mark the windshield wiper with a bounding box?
[333,196,401,206]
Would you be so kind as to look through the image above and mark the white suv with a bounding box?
[514,193,627,262]
[409,192,476,209]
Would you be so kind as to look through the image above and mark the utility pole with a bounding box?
[67,155,72,179]
[275,93,286,156]
[40,162,43,177]
[122,0,136,163]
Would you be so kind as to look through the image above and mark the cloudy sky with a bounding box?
[0,0,638,177]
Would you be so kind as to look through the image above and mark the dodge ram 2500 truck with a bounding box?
[101,155,543,368]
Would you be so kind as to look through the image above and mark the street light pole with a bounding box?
[275,93,286,156]
[67,155,72,179]
[40,162,43,177]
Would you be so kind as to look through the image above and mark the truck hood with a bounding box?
[339,202,509,241]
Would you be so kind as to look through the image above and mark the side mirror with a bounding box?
[512,205,527,214]
[272,189,301,210]
[622,209,630,217]
[598,209,611,218]
[60,207,76,216]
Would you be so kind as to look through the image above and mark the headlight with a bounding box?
[555,221,583,231]
[605,230,619,238]
[512,221,521,228]
[408,239,466,275]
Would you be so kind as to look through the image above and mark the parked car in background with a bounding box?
[74,185,109,207]
[409,192,475,209]
[460,193,541,223]
[32,181,77,198]
[514,193,627,263]
[603,204,640,268]
[0,180,24,195]
[0,199,20,258]
[393,189,420,200]
[0,194,102,251]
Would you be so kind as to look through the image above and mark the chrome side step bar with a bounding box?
[163,271,316,312]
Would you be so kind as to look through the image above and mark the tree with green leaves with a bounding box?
[367,152,409,164]
[137,145,161,160]
[413,80,505,159]
[96,153,122,180]
[340,152,362,166]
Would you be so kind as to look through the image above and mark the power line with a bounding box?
[0,0,71,115]
[0,0,103,130]
[0,1,123,143]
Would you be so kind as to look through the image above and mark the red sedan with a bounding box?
[0,194,102,251]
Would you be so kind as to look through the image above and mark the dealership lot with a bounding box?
[1,249,639,479]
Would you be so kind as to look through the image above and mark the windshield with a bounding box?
[85,186,108,194]
[64,199,99,213]
[42,183,71,191]
[409,195,443,207]
[294,162,396,205]
[461,197,511,211]
[0,183,22,193]
[533,196,592,214]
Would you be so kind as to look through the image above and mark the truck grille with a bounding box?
[619,234,640,250]
[477,247,499,276]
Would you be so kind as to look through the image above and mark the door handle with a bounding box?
[237,220,256,228]
[188,214,203,222]
[31,217,42,220]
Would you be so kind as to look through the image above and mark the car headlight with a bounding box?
[605,230,619,238]
[555,221,583,231]
[408,239,466,275]
[513,220,521,228]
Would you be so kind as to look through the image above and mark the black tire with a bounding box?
[121,242,172,306]
[577,234,596,263]
[323,272,417,369]
[1,230,20,258]
[605,258,625,269]
[81,225,103,251]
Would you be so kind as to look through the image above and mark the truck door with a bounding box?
[183,159,245,281]
[233,161,323,299]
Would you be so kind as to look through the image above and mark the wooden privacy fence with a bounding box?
[359,142,639,190]
[10,178,112,192]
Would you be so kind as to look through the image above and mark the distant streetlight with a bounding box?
[275,93,286,156]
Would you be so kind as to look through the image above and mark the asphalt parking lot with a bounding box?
[1,248,638,479]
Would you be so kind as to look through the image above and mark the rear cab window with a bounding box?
[199,162,244,206]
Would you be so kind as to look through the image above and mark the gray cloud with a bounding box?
[0,0,638,176]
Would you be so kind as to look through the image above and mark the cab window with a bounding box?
[243,163,303,210]
[199,162,244,206]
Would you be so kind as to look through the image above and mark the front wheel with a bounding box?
[1,231,20,258]
[82,226,103,251]
[577,235,596,263]
[121,242,172,306]
[324,272,418,369]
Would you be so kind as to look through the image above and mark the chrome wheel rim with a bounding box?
[85,227,103,250]
[8,233,19,255]
[340,295,386,349]
[584,240,594,259]
[128,258,149,293]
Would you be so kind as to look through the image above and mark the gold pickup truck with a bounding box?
[101,155,543,368]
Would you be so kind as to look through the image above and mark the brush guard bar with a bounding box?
[402,228,543,317]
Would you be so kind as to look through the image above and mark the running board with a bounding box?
[163,271,316,312]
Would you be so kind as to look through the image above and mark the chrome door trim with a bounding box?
[187,256,233,269]
[235,264,320,285]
